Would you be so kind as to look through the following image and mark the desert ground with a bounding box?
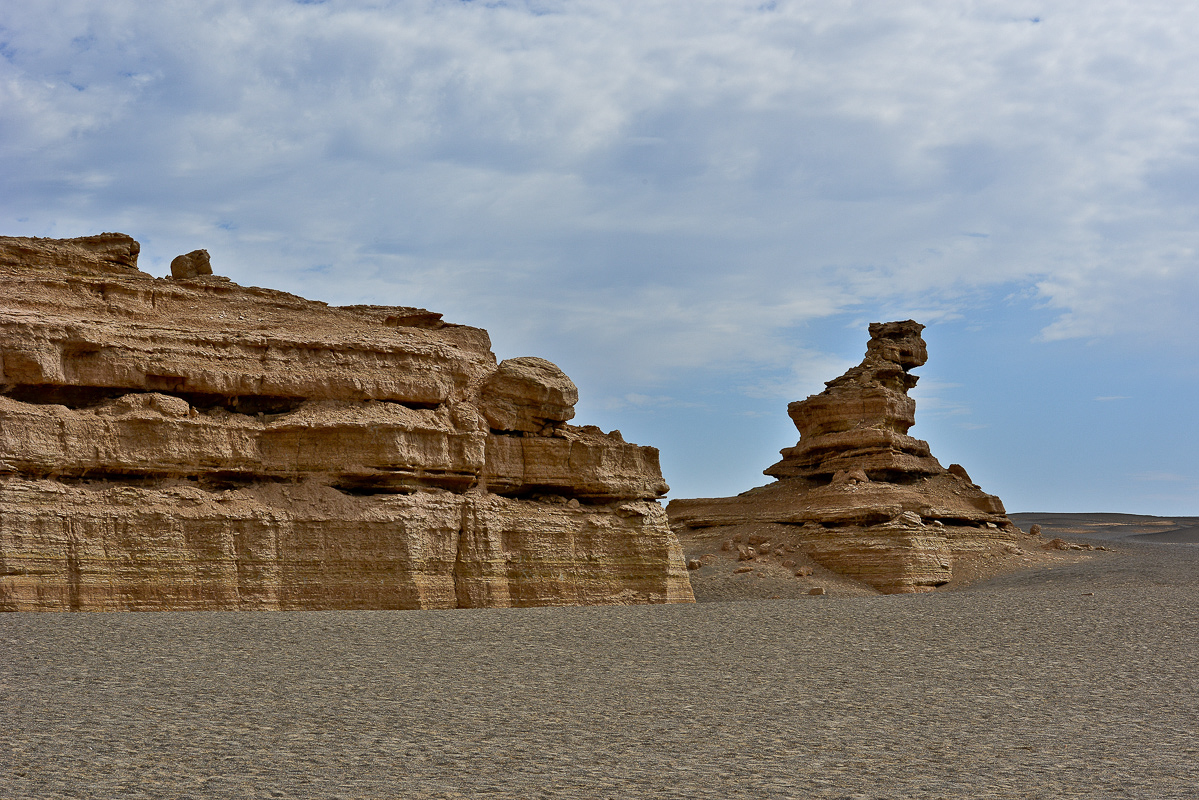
[3,514,1197,800]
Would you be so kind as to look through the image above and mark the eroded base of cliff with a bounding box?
[0,476,692,611]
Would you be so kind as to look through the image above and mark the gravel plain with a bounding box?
[3,536,1197,800]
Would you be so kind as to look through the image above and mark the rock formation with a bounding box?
[169,248,212,279]
[0,233,693,611]
[668,320,1028,593]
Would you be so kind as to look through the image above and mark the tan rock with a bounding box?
[0,233,693,611]
[481,425,667,500]
[478,357,578,433]
[170,249,213,279]
[668,320,1018,594]
[0,232,140,275]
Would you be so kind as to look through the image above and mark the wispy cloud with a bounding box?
[1133,471,1193,483]
[601,393,701,412]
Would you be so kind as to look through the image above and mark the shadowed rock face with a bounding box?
[0,233,693,611]
[668,320,1028,594]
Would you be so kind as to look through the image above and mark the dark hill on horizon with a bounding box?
[1010,512,1199,544]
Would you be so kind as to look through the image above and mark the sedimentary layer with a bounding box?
[0,233,693,610]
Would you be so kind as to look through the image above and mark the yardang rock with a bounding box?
[667,320,1027,594]
[0,233,693,611]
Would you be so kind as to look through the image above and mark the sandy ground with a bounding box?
[2,515,1197,799]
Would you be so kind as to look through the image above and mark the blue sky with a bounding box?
[3,0,1197,514]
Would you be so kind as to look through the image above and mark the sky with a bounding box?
[2,0,1197,515]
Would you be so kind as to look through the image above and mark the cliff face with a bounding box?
[668,321,1029,594]
[0,234,694,611]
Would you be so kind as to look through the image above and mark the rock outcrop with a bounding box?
[0,234,693,611]
[668,320,1027,593]
[169,248,213,279]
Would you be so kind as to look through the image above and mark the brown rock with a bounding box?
[0,233,693,611]
[831,468,869,485]
[0,232,140,275]
[1029,523,1042,536]
[170,249,213,279]
[733,565,754,574]
[667,320,1018,594]
[478,357,578,434]
[794,566,813,577]
[808,587,826,595]
[947,463,973,483]
[481,425,667,500]
[687,558,702,570]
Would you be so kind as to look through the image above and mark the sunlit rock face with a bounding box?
[0,233,693,611]
[668,320,1025,594]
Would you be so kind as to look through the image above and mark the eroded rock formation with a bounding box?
[668,321,1028,593]
[0,233,693,611]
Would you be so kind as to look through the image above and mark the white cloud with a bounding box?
[5,1,1199,360]
[4,0,1199,507]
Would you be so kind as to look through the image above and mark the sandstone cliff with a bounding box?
[0,233,693,611]
[668,321,1030,593]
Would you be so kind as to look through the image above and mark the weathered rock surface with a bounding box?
[169,249,213,279]
[668,320,1028,594]
[0,233,692,611]
[479,356,578,433]
[0,232,141,275]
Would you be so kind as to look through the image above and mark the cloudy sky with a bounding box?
[3,0,1197,514]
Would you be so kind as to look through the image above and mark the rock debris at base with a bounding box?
[3,539,1197,800]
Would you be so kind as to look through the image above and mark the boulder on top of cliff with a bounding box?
[479,356,579,434]
[0,232,141,276]
[668,320,1029,594]
[170,249,213,279]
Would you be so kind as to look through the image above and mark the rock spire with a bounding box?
[668,320,1029,593]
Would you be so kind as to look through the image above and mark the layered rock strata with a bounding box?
[0,234,693,611]
[668,321,1027,593]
